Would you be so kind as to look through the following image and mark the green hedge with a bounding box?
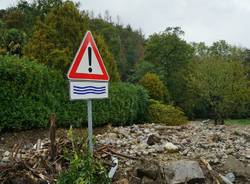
[57,83,149,127]
[0,56,149,131]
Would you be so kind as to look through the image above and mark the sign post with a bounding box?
[87,99,93,154]
[67,31,109,155]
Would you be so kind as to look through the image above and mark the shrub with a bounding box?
[57,83,149,127]
[0,56,64,131]
[148,100,187,125]
[139,72,169,102]
[0,56,149,131]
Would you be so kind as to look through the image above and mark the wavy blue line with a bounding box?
[73,91,106,95]
[73,86,106,90]
[73,88,105,92]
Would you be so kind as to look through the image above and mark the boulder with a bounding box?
[164,142,179,153]
[165,160,205,184]
[136,160,160,180]
[147,134,161,145]
[224,155,250,178]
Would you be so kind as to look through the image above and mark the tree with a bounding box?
[25,1,89,72]
[144,27,194,103]
[94,34,120,82]
[186,57,250,124]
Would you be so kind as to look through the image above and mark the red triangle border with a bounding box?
[67,31,109,81]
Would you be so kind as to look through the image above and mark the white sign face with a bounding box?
[76,43,103,75]
[70,81,108,100]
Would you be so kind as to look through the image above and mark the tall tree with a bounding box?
[144,27,194,103]
[25,1,89,72]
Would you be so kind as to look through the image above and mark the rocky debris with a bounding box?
[1,121,250,183]
[95,122,250,183]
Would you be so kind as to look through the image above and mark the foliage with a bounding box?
[0,56,148,131]
[225,119,250,125]
[4,28,26,56]
[94,34,120,82]
[144,27,194,103]
[186,57,250,123]
[148,100,187,126]
[128,60,156,83]
[89,18,145,81]
[139,72,169,102]
[57,127,111,184]
[57,83,149,127]
[0,55,64,131]
[25,1,89,72]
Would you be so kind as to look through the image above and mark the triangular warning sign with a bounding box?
[67,31,109,81]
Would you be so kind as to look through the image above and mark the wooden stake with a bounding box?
[49,113,56,161]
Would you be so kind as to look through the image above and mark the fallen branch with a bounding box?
[200,158,220,184]
[108,148,137,160]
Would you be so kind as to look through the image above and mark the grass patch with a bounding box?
[225,119,250,125]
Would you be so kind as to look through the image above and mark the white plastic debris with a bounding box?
[108,156,118,178]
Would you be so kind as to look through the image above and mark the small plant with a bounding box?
[57,127,111,184]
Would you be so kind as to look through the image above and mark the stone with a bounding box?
[147,134,161,145]
[224,155,249,178]
[2,157,9,162]
[107,132,118,139]
[136,160,160,180]
[224,172,235,183]
[3,151,10,157]
[141,176,155,184]
[164,142,179,153]
[115,178,129,184]
[153,145,165,153]
[129,176,141,184]
[165,160,205,184]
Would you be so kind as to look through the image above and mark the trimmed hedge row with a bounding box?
[0,56,148,131]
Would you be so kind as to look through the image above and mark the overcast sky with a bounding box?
[1,0,250,48]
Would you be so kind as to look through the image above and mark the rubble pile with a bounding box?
[0,121,249,183]
[96,121,250,183]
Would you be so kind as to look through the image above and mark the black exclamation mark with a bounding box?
[88,47,92,73]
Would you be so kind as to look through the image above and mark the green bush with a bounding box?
[139,72,169,102]
[148,100,187,126]
[0,56,64,131]
[0,56,149,131]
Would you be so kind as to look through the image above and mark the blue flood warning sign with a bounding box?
[70,81,108,100]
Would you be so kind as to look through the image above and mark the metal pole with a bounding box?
[87,99,93,155]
